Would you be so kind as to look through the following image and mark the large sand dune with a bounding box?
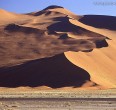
[0,5,115,89]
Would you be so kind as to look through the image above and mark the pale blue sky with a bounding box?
[0,0,116,16]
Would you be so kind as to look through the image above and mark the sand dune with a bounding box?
[65,15,116,88]
[0,5,115,89]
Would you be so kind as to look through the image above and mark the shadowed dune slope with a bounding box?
[79,15,116,30]
[0,54,93,88]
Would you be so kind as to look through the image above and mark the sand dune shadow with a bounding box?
[0,54,91,88]
[47,17,82,32]
[79,15,116,30]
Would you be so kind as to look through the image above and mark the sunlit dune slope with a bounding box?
[65,17,116,88]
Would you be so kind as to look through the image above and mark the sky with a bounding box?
[0,0,116,16]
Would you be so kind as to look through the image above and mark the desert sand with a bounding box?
[0,5,116,90]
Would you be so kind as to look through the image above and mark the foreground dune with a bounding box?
[0,5,116,89]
